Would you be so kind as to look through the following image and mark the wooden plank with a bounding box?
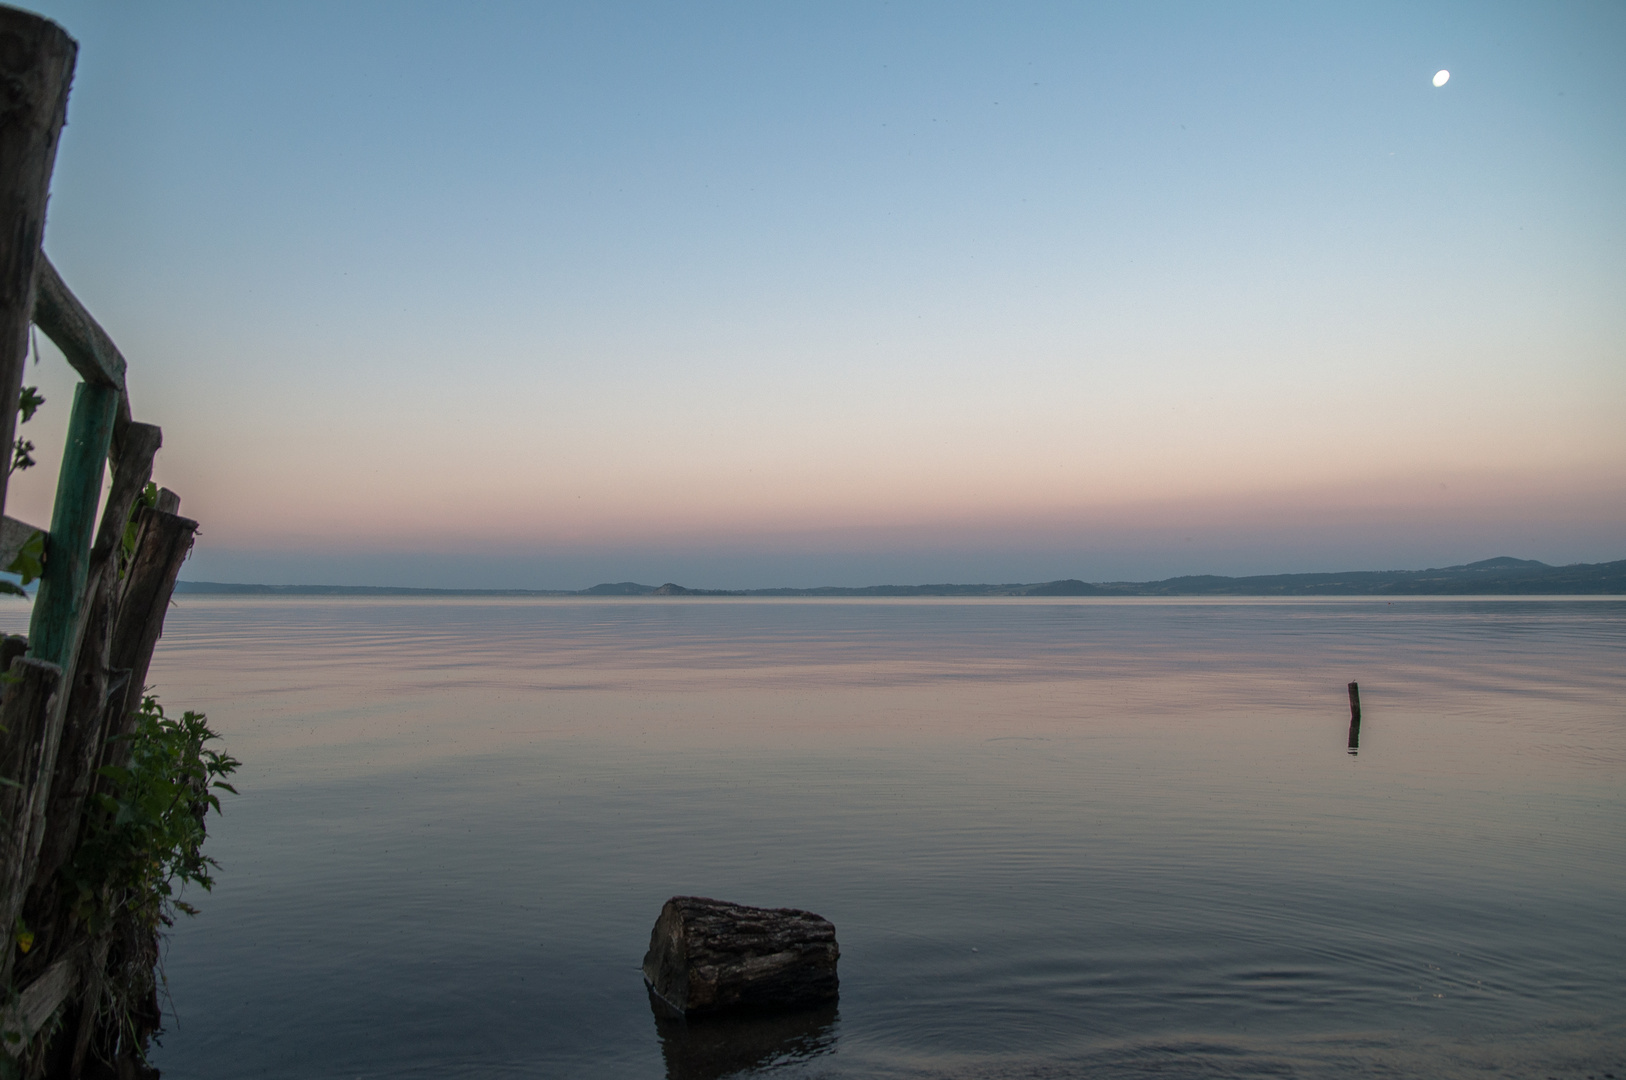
[0,657,64,992]
[0,9,77,522]
[0,953,77,1057]
[28,382,119,669]
[0,515,47,571]
[30,254,125,391]
[31,253,134,451]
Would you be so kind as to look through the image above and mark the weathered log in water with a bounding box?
[642,896,839,1016]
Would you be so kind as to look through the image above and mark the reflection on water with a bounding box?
[3,596,1615,1079]
[648,991,837,1080]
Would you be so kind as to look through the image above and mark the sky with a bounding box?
[8,0,1624,588]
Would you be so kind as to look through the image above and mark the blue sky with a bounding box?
[10,1,1624,587]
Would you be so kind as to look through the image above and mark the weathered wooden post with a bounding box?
[28,381,120,669]
[0,7,76,520]
[0,657,62,990]
[101,503,198,758]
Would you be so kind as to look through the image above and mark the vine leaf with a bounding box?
[4,529,44,586]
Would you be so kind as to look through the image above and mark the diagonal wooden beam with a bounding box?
[31,252,133,451]
[29,254,124,391]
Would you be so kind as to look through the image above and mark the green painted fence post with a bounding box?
[29,381,119,668]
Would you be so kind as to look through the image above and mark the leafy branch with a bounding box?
[10,385,43,475]
[0,385,46,599]
[68,696,239,935]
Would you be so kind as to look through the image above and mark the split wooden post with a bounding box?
[28,382,119,668]
[88,422,160,568]
[0,8,76,519]
[100,507,198,760]
[0,657,63,990]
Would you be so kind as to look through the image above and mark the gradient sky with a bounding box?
[9,0,1624,587]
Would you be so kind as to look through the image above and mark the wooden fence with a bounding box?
[2,8,200,1076]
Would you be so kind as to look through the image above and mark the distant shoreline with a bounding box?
[173,556,1625,598]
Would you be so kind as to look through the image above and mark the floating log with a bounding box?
[642,896,839,1016]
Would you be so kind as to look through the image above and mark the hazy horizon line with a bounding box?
[158,553,1626,598]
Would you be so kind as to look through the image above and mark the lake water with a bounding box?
[12,596,1622,1079]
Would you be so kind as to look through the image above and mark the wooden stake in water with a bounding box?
[1347,681,1361,754]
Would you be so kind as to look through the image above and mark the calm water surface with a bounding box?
[12,597,1621,1079]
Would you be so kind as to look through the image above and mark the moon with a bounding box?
[1433,69,1450,87]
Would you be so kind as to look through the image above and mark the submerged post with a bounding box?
[1347,681,1361,754]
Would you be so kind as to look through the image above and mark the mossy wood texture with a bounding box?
[28,381,118,669]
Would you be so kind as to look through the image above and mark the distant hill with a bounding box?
[730,557,1626,596]
[171,582,569,597]
[581,581,659,595]
[172,557,1626,598]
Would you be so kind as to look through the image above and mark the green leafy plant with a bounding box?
[69,696,239,933]
[54,697,237,1072]
[1,384,46,599]
[17,385,43,424]
[10,385,43,475]
[121,481,161,572]
[0,528,44,599]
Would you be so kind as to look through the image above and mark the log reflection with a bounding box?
[1347,680,1362,755]
[648,988,838,1080]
